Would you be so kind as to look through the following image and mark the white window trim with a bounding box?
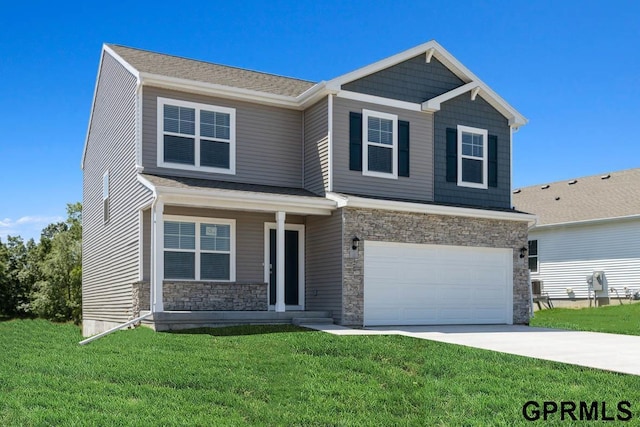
[457,124,488,189]
[157,97,236,175]
[362,109,398,179]
[163,215,236,282]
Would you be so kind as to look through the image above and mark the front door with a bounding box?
[265,224,304,309]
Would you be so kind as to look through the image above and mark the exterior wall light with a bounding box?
[352,236,360,251]
[519,246,528,258]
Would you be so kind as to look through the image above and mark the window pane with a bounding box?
[180,236,195,250]
[368,145,392,173]
[528,256,538,272]
[164,105,195,135]
[164,251,195,279]
[528,240,538,256]
[164,105,179,120]
[461,158,483,183]
[165,221,195,249]
[201,140,230,169]
[367,116,393,145]
[164,135,195,165]
[201,111,230,140]
[179,107,195,135]
[201,253,230,280]
[200,224,231,251]
[462,132,483,158]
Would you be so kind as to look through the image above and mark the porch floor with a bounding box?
[143,310,333,331]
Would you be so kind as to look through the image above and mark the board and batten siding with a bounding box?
[142,87,303,188]
[163,206,304,283]
[306,211,343,323]
[433,93,511,209]
[303,96,329,195]
[530,219,640,299]
[82,51,153,334]
[331,96,434,201]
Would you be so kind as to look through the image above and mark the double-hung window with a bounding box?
[528,239,538,273]
[362,109,398,179]
[457,125,488,189]
[158,98,236,174]
[163,217,235,281]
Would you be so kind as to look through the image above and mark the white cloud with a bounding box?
[0,215,65,242]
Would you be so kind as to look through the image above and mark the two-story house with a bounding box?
[81,41,533,336]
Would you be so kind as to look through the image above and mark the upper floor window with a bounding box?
[457,125,488,189]
[103,171,110,223]
[157,97,236,175]
[528,239,538,273]
[362,109,398,179]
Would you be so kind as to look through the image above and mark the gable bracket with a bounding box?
[470,86,480,101]
[425,48,435,63]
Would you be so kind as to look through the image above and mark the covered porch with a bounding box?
[136,174,338,329]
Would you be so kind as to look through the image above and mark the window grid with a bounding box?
[362,109,398,179]
[158,98,236,174]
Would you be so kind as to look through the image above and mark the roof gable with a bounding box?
[341,54,464,104]
[513,168,640,226]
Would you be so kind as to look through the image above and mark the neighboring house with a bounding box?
[513,168,640,305]
[82,40,533,336]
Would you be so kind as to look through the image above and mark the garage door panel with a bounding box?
[364,242,512,326]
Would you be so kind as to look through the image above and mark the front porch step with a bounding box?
[292,317,334,326]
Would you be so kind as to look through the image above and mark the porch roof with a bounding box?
[138,174,336,216]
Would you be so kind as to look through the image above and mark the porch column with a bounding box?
[152,200,164,312]
[275,211,286,312]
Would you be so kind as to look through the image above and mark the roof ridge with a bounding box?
[106,43,316,85]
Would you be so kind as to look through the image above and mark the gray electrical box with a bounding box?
[587,271,606,291]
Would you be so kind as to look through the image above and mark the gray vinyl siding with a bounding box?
[83,51,153,324]
[306,211,343,323]
[433,93,511,208]
[303,97,329,195]
[342,56,464,103]
[142,87,303,188]
[332,96,434,201]
[163,206,304,282]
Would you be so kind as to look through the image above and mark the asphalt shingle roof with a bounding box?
[141,174,321,198]
[512,168,640,226]
[107,44,316,97]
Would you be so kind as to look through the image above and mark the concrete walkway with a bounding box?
[301,324,640,376]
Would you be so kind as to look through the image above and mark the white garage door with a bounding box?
[364,241,513,326]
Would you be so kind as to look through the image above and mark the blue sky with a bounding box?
[1,1,639,241]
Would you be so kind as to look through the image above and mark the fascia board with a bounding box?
[155,186,336,216]
[531,214,640,231]
[139,73,304,109]
[328,192,536,222]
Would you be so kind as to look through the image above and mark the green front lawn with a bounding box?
[1,320,639,426]
[530,302,640,336]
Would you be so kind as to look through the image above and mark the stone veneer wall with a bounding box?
[132,281,150,318]
[341,207,530,326]
[163,282,268,311]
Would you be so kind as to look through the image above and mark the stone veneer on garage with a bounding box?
[341,207,531,326]
[131,281,267,315]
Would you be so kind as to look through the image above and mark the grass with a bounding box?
[530,302,640,336]
[1,320,640,426]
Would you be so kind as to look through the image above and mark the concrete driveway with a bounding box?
[304,324,640,376]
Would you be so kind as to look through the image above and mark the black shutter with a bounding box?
[398,120,410,177]
[349,112,362,171]
[488,134,498,187]
[446,128,457,182]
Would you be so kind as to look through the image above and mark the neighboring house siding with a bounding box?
[303,96,329,195]
[142,86,303,187]
[342,56,464,103]
[530,219,640,299]
[83,52,152,327]
[332,96,434,201]
[306,211,343,323]
[433,93,511,208]
[163,206,304,283]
